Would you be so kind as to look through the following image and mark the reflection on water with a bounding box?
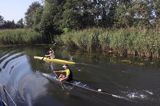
[0,46,160,106]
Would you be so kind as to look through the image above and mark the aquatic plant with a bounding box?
[57,28,160,59]
[0,29,42,45]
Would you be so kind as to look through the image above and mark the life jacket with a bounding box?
[65,69,73,81]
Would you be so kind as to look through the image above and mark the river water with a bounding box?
[0,45,160,106]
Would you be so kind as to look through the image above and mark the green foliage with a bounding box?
[25,1,42,28]
[61,0,81,30]
[0,29,42,44]
[36,0,160,38]
[114,4,133,28]
[57,28,160,58]
[0,15,4,25]
[39,0,63,43]
[59,28,101,51]
[3,20,16,29]
[16,18,24,28]
[0,15,24,29]
[33,7,43,31]
[63,28,71,33]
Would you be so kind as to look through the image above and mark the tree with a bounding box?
[130,1,152,28]
[40,0,63,43]
[33,6,43,31]
[114,3,134,28]
[16,18,24,28]
[61,0,82,30]
[0,15,4,28]
[153,0,160,28]
[3,20,16,29]
[25,1,42,28]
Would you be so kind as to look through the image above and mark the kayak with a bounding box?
[34,56,76,65]
[41,73,130,100]
[41,73,93,90]
[41,73,108,94]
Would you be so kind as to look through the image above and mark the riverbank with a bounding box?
[57,28,160,60]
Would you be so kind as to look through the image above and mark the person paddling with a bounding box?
[53,64,73,82]
[45,48,55,59]
[44,48,55,70]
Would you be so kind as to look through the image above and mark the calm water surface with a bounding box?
[0,45,160,106]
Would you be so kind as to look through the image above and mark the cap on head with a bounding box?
[62,64,68,68]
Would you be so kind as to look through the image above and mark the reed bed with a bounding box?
[0,29,42,45]
[57,28,160,59]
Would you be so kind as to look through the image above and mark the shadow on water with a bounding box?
[0,46,160,106]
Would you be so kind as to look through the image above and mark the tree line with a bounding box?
[0,16,24,29]
[1,0,160,42]
[25,0,160,34]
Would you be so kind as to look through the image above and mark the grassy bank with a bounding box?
[0,29,43,45]
[57,28,160,59]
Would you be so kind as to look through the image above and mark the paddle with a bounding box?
[40,47,54,61]
[41,56,45,60]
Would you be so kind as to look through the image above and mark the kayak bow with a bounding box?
[34,56,76,65]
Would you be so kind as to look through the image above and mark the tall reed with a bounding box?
[57,28,160,58]
[0,29,42,45]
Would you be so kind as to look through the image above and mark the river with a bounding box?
[0,45,160,106]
